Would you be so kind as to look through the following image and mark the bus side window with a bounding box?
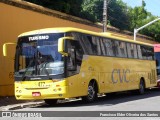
[127,43,134,58]
[92,36,102,55]
[149,47,154,60]
[133,44,138,59]
[102,38,114,56]
[119,42,127,58]
[74,41,84,65]
[67,40,84,73]
[141,46,147,60]
[100,38,106,55]
[114,41,120,57]
[69,32,88,54]
[81,35,93,55]
[146,47,154,60]
[137,45,143,59]
[66,41,74,70]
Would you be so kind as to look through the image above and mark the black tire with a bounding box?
[82,81,98,103]
[138,80,145,95]
[44,99,58,105]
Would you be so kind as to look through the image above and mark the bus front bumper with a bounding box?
[15,83,69,100]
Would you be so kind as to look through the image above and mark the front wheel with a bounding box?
[82,81,98,103]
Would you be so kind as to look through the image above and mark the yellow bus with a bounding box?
[3,27,157,105]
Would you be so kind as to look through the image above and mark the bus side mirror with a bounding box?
[58,37,74,56]
[3,43,16,59]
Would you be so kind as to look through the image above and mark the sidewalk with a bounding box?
[0,96,43,111]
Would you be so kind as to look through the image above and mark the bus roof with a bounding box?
[18,27,153,47]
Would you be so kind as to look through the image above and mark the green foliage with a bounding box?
[81,0,103,22]
[81,0,130,30]
[108,0,129,30]
[128,0,148,30]
[25,0,83,14]
[140,16,160,42]
[24,0,160,42]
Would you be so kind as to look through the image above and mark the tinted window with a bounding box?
[68,32,90,54]
[119,42,127,57]
[113,41,119,57]
[141,46,148,59]
[127,43,134,58]
[146,47,154,60]
[92,37,102,55]
[137,45,143,59]
[133,44,138,59]
[101,38,114,56]
[66,32,154,60]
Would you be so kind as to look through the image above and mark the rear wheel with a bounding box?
[44,99,58,105]
[138,80,145,95]
[82,81,98,103]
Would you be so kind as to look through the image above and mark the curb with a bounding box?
[0,101,44,111]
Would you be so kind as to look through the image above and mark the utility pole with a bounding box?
[103,0,108,32]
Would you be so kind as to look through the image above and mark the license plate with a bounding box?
[32,92,41,97]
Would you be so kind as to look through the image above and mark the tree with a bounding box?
[25,0,83,14]
[81,0,103,22]
[24,0,160,41]
[127,0,160,41]
[81,0,130,30]
[108,0,129,30]
[140,15,160,42]
[128,0,148,31]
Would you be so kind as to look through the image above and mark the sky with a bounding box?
[122,0,160,16]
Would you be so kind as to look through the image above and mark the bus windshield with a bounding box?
[14,33,64,81]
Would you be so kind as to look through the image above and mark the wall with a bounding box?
[0,0,157,96]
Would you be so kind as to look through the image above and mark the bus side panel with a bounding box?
[86,56,157,94]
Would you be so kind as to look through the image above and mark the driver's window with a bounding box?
[67,41,75,68]
[66,40,84,75]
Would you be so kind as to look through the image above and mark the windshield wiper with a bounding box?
[41,63,52,80]
[38,56,53,80]
[21,49,53,80]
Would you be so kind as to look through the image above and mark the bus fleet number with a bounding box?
[38,82,45,87]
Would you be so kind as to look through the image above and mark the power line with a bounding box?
[107,5,130,25]
[108,15,130,27]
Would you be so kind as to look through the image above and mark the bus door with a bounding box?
[65,40,84,97]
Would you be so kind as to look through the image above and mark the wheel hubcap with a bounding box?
[88,86,95,100]
[140,82,144,93]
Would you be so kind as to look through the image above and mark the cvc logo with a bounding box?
[111,69,130,84]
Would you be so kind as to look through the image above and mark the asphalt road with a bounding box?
[3,88,160,120]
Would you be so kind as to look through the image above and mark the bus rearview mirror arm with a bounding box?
[58,37,74,56]
[3,42,16,56]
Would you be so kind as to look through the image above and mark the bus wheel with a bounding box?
[44,99,57,105]
[82,81,98,103]
[138,80,145,95]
